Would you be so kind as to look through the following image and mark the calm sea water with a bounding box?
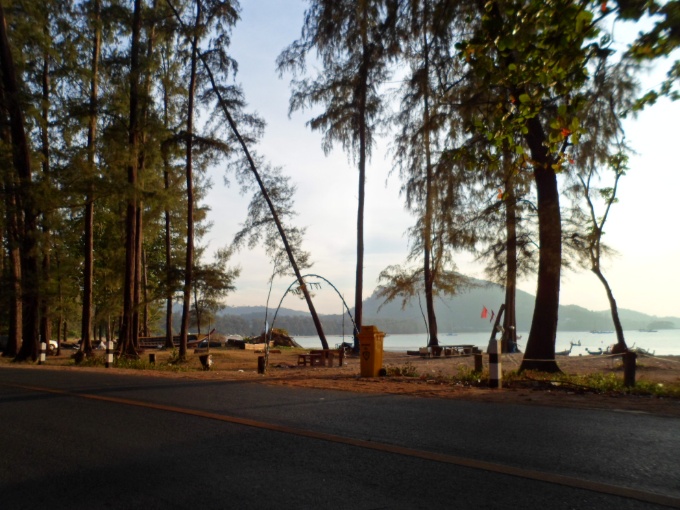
[296,330,680,356]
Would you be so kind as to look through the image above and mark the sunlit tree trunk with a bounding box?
[142,248,149,338]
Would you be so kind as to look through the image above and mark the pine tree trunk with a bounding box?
[0,93,21,357]
[133,203,143,347]
[142,248,149,338]
[353,13,371,351]
[39,36,52,352]
[3,226,21,357]
[163,152,174,349]
[120,0,143,357]
[179,2,200,360]
[421,7,438,348]
[185,18,329,349]
[134,0,157,345]
[593,267,627,351]
[502,152,518,353]
[354,141,365,349]
[0,3,41,361]
[161,40,175,350]
[81,0,101,356]
[193,286,201,336]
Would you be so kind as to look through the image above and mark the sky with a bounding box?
[201,0,680,319]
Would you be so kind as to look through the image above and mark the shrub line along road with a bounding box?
[1,367,679,509]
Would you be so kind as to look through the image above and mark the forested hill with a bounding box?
[211,281,678,336]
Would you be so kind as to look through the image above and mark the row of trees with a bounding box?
[278,0,678,371]
[0,0,271,361]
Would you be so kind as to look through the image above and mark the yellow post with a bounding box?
[358,325,385,377]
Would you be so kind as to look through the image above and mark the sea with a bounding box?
[295,330,680,356]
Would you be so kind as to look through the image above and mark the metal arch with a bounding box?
[268,274,359,343]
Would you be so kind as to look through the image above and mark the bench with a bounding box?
[297,353,324,367]
[310,349,345,367]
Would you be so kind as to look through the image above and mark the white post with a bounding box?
[488,338,502,389]
[39,342,47,365]
[106,341,114,368]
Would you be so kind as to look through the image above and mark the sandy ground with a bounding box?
[3,346,680,417]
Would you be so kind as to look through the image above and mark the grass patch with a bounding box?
[385,361,419,377]
[397,365,680,397]
[511,370,680,398]
[73,352,189,372]
[455,365,486,385]
[76,355,105,368]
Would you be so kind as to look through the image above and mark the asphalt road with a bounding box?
[1,367,678,509]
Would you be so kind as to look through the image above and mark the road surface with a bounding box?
[1,367,678,509]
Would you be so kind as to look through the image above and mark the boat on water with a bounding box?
[638,329,658,333]
[585,347,603,355]
[631,346,656,356]
[590,330,613,334]
[556,340,582,356]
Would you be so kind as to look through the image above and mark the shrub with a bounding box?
[386,362,419,377]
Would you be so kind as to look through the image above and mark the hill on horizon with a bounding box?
[213,279,678,336]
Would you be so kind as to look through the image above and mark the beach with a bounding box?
[4,346,679,418]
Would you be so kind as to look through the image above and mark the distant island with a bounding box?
[202,280,678,337]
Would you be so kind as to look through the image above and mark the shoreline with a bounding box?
[2,348,679,417]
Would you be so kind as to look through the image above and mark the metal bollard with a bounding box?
[488,339,502,389]
[39,342,47,365]
[105,341,114,368]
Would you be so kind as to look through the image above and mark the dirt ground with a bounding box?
[3,346,680,417]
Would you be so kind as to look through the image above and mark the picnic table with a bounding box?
[419,344,477,357]
[297,348,345,367]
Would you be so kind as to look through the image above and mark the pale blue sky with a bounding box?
[205,0,680,319]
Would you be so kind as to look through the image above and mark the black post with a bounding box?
[474,353,483,373]
[623,351,637,388]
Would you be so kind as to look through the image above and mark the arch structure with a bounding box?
[268,274,359,345]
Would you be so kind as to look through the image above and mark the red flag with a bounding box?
[481,306,488,319]
[490,310,495,323]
